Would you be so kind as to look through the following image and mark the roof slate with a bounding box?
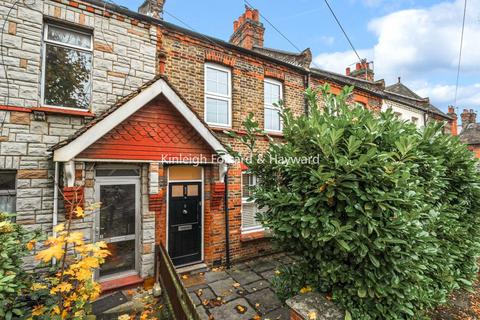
[460,123,480,145]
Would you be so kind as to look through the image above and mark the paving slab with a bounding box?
[260,269,277,283]
[204,270,229,282]
[228,269,262,285]
[181,273,206,288]
[197,306,210,320]
[194,287,216,302]
[189,291,201,306]
[208,278,241,302]
[249,258,277,273]
[186,283,208,293]
[209,298,258,320]
[263,306,290,320]
[243,279,270,293]
[246,288,282,314]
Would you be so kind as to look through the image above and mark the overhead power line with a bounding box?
[322,0,362,63]
[243,0,303,53]
[454,0,468,107]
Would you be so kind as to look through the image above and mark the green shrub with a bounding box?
[228,85,480,319]
[0,212,38,320]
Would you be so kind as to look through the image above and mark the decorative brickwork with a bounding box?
[62,186,84,219]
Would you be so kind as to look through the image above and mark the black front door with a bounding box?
[168,182,202,266]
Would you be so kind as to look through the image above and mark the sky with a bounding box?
[114,0,480,114]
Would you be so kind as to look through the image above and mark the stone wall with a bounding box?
[0,0,157,112]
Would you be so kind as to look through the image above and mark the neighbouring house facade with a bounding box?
[0,0,454,289]
[458,109,480,157]
[345,63,453,130]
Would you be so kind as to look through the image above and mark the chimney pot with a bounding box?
[356,63,361,70]
[346,67,351,76]
[230,6,265,49]
[138,0,165,19]
[252,9,259,21]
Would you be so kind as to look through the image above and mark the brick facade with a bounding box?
[3,0,446,285]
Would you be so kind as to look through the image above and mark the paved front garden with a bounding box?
[180,252,298,320]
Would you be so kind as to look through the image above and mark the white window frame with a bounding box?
[204,63,232,128]
[241,173,264,233]
[41,23,93,112]
[264,78,283,133]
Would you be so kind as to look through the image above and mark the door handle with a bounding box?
[182,209,188,215]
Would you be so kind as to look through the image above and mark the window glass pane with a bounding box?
[206,67,229,95]
[187,184,199,197]
[44,44,92,109]
[171,185,184,197]
[100,240,135,277]
[265,108,281,131]
[206,97,228,125]
[99,184,136,238]
[47,25,91,49]
[265,81,281,106]
[0,172,15,190]
[0,195,15,213]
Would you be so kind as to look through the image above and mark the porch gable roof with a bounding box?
[52,75,233,164]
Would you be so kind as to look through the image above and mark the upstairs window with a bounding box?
[0,171,16,214]
[241,173,263,232]
[42,24,93,110]
[264,79,283,132]
[204,64,231,127]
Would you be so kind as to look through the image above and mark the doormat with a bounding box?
[92,291,129,315]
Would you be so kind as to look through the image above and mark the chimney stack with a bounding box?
[461,108,477,130]
[138,0,165,19]
[230,6,265,50]
[447,105,458,135]
[346,59,374,81]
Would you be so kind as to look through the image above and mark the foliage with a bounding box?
[44,45,92,109]
[227,85,480,319]
[0,213,39,320]
[29,206,110,320]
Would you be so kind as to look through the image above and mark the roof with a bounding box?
[384,81,451,120]
[252,46,312,68]
[460,123,480,145]
[78,0,451,120]
[51,75,233,163]
[385,82,424,101]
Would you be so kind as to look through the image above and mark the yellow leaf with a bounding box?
[275,270,281,275]
[31,283,46,291]
[66,232,84,245]
[75,206,85,218]
[56,282,73,292]
[300,286,313,294]
[118,315,130,320]
[308,311,317,320]
[52,305,61,315]
[75,268,93,281]
[26,239,36,251]
[32,305,45,316]
[53,223,65,233]
[36,243,64,262]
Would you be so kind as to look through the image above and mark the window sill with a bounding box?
[240,229,270,242]
[36,106,95,117]
[265,130,284,137]
[209,125,232,132]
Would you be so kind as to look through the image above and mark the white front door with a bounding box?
[94,168,140,280]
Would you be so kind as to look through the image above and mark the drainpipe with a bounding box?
[52,161,59,265]
[303,73,310,116]
[224,166,231,269]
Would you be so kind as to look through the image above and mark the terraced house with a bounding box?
[0,0,453,290]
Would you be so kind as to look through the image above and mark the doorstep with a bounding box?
[100,274,144,293]
[176,262,208,274]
